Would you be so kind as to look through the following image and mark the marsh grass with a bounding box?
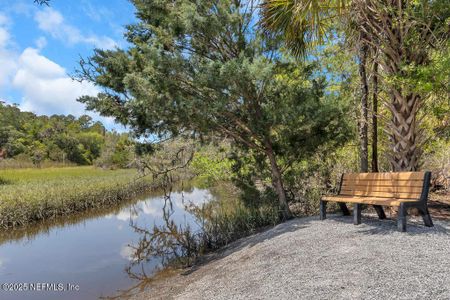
[0,166,154,228]
[0,159,76,170]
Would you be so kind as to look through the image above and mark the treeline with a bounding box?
[0,103,133,168]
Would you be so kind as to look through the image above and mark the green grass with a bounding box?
[0,166,154,229]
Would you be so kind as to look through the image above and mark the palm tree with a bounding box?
[260,0,371,172]
[260,1,348,56]
[351,0,448,171]
[261,0,447,171]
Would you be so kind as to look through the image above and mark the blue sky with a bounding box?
[0,0,137,129]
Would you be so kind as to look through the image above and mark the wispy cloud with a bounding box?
[0,14,11,46]
[34,7,117,49]
[35,36,47,49]
[0,13,18,88]
[81,0,113,23]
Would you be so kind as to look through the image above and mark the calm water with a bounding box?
[0,182,215,300]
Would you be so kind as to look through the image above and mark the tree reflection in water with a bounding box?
[105,178,207,299]
[128,182,202,276]
[106,176,276,299]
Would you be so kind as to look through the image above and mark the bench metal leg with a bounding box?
[320,200,327,220]
[339,202,351,216]
[398,203,407,232]
[419,206,434,227]
[353,203,362,225]
[373,205,386,219]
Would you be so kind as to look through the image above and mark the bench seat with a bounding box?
[321,195,419,207]
[320,171,433,232]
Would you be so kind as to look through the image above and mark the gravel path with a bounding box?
[135,215,450,300]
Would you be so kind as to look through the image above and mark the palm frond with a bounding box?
[259,0,349,57]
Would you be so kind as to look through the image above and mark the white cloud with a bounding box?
[0,13,9,26]
[120,245,136,261]
[115,209,138,222]
[81,1,113,23]
[35,36,47,49]
[35,7,63,29]
[6,2,35,17]
[34,7,117,49]
[7,47,118,131]
[12,47,98,116]
[0,43,118,128]
[0,27,9,45]
[0,13,17,88]
[142,203,158,216]
[0,13,10,45]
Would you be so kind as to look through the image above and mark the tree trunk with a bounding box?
[371,62,379,172]
[388,91,421,171]
[358,44,369,172]
[264,140,292,220]
[351,0,427,172]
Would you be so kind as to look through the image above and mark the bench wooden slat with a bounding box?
[340,185,423,193]
[342,178,425,183]
[322,195,419,206]
[343,172,425,180]
[340,190,421,199]
[342,181,423,189]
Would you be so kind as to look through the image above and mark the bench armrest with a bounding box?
[419,171,432,204]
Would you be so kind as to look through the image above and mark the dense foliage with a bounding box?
[77,0,351,219]
[0,103,133,167]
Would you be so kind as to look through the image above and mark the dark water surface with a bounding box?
[0,182,215,300]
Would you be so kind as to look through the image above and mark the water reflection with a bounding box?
[0,181,215,300]
[124,184,210,278]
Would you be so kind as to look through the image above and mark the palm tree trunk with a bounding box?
[371,61,379,172]
[388,91,421,171]
[358,44,369,172]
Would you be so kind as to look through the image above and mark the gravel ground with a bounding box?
[134,214,450,300]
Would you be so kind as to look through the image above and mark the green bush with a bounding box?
[190,152,233,183]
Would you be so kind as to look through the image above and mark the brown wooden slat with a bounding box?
[343,172,425,181]
[340,190,421,199]
[321,195,419,206]
[342,179,424,185]
[342,181,424,187]
[341,185,423,193]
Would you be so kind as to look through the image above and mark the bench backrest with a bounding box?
[339,172,431,201]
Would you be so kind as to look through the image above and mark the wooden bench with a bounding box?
[320,171,433,232]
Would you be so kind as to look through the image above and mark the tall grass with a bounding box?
[0,167,154,228]
[0,158,76,169]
